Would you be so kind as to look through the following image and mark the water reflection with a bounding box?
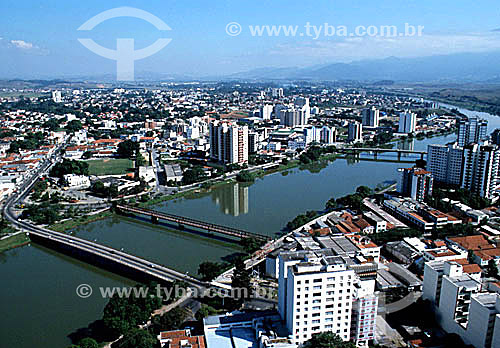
[397,138,415,158]
[211,182,249,216]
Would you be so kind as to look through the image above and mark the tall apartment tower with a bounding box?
[398,111,417,134]
[457,118,488,147]
[397,167,434,202]
[427,144,464,186]
[209,121,248,164]
[348,121,363,143]
[319,126,337,145]
[51,90,62,103]
[260,104,273,120]
[362,107,379,127]
[294,97,311,124]
[491,129,500,146]
[278,251,377,347]
[422,260,500,348]
[461,143,500,199]
[272,88,284,98]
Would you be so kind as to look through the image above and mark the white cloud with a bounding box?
[10,40,35,50]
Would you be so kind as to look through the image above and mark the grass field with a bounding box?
[87,159,134,176]
[0,233,29,252]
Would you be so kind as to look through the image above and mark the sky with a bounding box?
[0,0,500,79]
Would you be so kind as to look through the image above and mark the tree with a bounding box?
[50,159,89,178]
[198,261,224,281]
[116,328,155,348]
[487,259,499,278]
[356,185,373,198]
[325,197,337,211]
[236,170,255,183]
[150,307,187,334]
[232,258,252,301]
[135,152,146,167]
[182,166,207,185]
[117,140,140,159]
[78,337,98,348]
[302,332,356,348]
[241,237,264,254]
[65,119,83,132]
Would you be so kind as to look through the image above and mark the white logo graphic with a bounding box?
[226,22,242,36]
[78,7,172,81]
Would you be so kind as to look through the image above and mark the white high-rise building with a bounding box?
[260,104,273,120]
[398,111,417,134]
[294,97,310,124]
[362,107,379,127]
[209,121,248,164]
[461,143,500,199]
[457,118,488,147]
[319,126,337,144]
[278,250,377,346]
[427,144,464,186]
[52,90,62,103]
[348,121,363,143]
[423,260,500,348]
[272,88,284,98]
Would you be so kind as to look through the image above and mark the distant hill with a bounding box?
[223,51,500,82]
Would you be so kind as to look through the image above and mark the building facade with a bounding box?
[362,107,379,127]
[398,111,417,134]
[457,118,488,147]
[209,121,249,164]
[397,167,434,202]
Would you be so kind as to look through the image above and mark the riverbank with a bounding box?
[0,232,30,252]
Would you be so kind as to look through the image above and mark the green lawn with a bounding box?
[87,159,134,176]
[0,233,29,252]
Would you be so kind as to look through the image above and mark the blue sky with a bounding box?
[1,0,499,78]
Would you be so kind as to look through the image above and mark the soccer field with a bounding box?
[87,159,134,176]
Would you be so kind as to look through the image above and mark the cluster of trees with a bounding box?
[198,261,229,281]
[287,210,318,231]
[31,180,48,200]
[366,131,393,146]
[9,132,45,153]
[21,203,62,224]
[370,227,421,244]
[302,332,356,348]
[236,170,255,183]
[43,118,63,131]
[299,145,336,164]
[334,186,374,211]
[427,187,491,210]
[91,181,119,198]
[65,119,83,132]
[117,140,140,159]
[50,159,89,178]
[102,283,163,337]
[182,166,207,185]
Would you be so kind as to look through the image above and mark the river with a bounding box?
[1,105,498,348]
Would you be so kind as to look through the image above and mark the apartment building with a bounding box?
[427,143,464,185]
[398,111,417,134]
[348,122,363,143]
[209,121,249,164]
[277,249,377,346]
[361,107,379,127]
[461,143,500,199]
[397,167,434,202]
[457,117,488,147]
[423,260,500,348]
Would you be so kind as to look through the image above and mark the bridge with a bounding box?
[1,153,210,292]
[336,147,427,160]
[115,204,271,243]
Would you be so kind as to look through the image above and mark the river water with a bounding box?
[1,105,498,348]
